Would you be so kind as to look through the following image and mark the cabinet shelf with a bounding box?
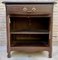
[10,29,49,34]
[10,31,49,34]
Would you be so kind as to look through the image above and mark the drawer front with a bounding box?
[7,4,53,15]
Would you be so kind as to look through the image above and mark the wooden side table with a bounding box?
[3,1,56,58]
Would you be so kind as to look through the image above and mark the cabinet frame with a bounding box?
[3,2,55,58]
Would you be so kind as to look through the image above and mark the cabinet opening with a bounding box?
[10,17,50,32]
[10,34,49,47]
[10,16,50,47]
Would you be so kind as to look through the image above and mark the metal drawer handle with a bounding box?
[23,7,36,13]
[23,7,32,13]
[23,7,27,12]
[32,7,36,12]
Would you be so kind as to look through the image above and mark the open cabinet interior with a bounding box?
[10,16,50,47]
[10,17,50,32]
[10,34,49,47]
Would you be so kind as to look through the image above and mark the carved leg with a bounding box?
[7,52,11,58]
[7,49,11,58]
[49,50,52,58]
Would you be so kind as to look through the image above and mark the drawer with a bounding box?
[7,4,53,15]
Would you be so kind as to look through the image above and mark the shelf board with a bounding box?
[10,31,49,34]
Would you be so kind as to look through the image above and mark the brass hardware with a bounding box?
[23,7,36,13]
[23,7,27,12]
[32,7,36,12]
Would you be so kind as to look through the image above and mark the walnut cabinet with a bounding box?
[3,2,55,58]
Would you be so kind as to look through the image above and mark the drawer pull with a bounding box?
[23,7,27,12]
[32,7,36,12]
